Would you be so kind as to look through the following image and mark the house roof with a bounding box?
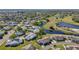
[29,26,40,33]
[14,37,23,44]
[15,31,24,36]
[52,36,65,41]
[6,37,23,47]
[25,33,36,40]
[8,22,17,26]
[3,26,11,30]
[66,45,79,50]
[72,38,79,42]
[37,37,51,45]
[6,40,19,46]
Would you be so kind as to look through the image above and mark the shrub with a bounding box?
[72,17,79,23]
[10,34,16,39]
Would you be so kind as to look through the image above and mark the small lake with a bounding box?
[44,29,79,36]
[44,29,65,34]
[57,22,79,29]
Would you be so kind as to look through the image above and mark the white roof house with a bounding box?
[5,37,23,47]
[3,26,11,31]
[15,31,24,36]
[7,22,17,26]
[37,37,51,45]
[71,29,79,33]
[25,33,37,41]
[29,26,40,33]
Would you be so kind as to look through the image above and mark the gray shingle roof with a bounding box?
[5,37,23,47]
[25,33,36,40]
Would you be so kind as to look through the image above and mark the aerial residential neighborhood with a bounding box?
[0,9,79,50]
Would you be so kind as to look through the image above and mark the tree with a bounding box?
[16,26,22,31]
[49,26,54,30]
[72,17,79,23]
[10,34,16,39]
[33,20,42,26]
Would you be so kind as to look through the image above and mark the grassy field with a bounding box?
[44,15,79,29]
[61,16,79,25]
[43,15,79,35]
[43,16,58,29]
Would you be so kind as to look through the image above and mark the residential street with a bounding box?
[0,21,23,46]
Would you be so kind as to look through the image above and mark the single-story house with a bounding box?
[71,29,79,33]
[29,26,40,33]
[14,37,24,44]
[23,21,31,27]
[24,21,29,25]
[5,40,19,47]
[65,45,79,50]
[7,22,17,26]
[52,36,66,41]
[72,38,79,43]
[15,31,24,36]
[3,26,11,31]
[25,33,37,41]
[37,37,51,45]
[24,24,32,28]
[5,37,24,47]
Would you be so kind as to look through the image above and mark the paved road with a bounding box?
[0,30,15,46]
[0,22,22,46]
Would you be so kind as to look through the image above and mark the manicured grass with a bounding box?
[61,16,79,25]
[30,40,41,49]
[43,15,79,35]
[55,44,64,50]
[43,16,58,29]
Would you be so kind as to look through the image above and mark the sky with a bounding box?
[0,0,79,9]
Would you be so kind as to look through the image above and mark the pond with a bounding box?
[42,21,79,36]
[44,29,65,34]
[57,22,79,29]
[44,29,79,36]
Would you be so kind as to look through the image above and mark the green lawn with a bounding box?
[55,44,64,50]
[43,15,79,35]
[61,16,79,25]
